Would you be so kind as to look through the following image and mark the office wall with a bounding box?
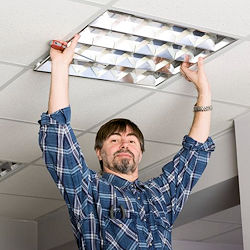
[234,112,250,250]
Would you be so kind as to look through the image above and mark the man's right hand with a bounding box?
[50,34,80,66]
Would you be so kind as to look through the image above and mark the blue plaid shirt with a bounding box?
[38,106,215,250]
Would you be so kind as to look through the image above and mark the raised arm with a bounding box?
[48,34,80,114]
[180,57,212,143]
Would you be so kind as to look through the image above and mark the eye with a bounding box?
[111,139,117,142]
[129,140,135,144]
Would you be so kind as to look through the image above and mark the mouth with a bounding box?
[114,150,134,159]
[115,153,132,158]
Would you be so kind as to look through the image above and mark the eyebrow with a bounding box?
[109,132,138,137]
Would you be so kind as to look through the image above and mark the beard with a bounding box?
[101,149,137,174]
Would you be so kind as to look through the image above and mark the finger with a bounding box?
[184,54,190,63]
[69,34,80,50]
[197,57,205,74]
[180,68,192,82]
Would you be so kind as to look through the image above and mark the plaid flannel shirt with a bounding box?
[38,106,215,250]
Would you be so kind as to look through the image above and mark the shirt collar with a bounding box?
[102,173,145,191]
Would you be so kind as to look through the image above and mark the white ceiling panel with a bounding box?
[0,70,52,122]
[86,0,113,4]
[0,64,24,88]
[202,205,241,225]
[0,70,150,128]
[69,77,151,130]
[0,193,65,220]
[0,120,41,163]
[172,219,240,241]
[203,227,243,245]
[76,132,180,173]
[162,41,250,107]
[0,0,100,65]
[106,92,247,144]
[113,0,250,37]
[0,165,62,200]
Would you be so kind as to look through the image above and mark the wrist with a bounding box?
[196,93,211,106]
[51,60,70,69]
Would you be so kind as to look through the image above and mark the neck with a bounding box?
[103,168,138,182]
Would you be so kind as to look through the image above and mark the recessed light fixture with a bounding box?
[35,10,236,87]
[0,161,18,178]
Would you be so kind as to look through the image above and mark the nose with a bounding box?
[120,139,129,149]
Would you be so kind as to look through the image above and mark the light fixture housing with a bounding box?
[35,10,236,87]
[0,161,18,178]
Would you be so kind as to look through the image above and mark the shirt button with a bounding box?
[149,243,152,246]
[144,218,146,222]
[137,196,140,200]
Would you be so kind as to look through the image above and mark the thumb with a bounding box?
[68,34,80,52]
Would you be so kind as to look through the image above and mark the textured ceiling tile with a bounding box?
[0,120,41,163]
[0,194,65,220]
[0,64,24,88]
[0,165,62,200]
[108,92,247,144]
[113,0,250,37]
[0,0,100,65]
[163,41,250,107]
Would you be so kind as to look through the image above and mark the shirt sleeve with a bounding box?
[148,135,215,225]
[38,106,98,227]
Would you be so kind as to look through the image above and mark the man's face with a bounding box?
[96,126,142,175]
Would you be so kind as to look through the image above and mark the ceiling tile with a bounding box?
[0,64,24,88]
[113,0,250,37]
[203,227,243,245]
[106,92,247,144]
[0,70,150,127]
[172,219,240,241]
[140,141,180,170]
[0,120,41,163]
[163,41,250,107]
[0,165,62,200]
[202,205,242,225]
[86,0,112,4]
[68,77,151,130]
[0,193,65,220]
[0,0,100,65]
[76,132,180,173]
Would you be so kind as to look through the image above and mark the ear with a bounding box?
[95,148,102,161]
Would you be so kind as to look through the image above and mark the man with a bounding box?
[39,34,215,250]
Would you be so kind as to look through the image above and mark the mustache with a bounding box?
[114,149,134,158]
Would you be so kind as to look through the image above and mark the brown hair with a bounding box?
[94,118,145,171]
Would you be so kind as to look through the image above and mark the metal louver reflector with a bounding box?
[35,10,236,87]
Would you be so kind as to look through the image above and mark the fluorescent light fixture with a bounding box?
[0,161,18,178]
[35,10,236,87]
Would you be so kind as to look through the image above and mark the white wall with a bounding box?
[234,112,250,250]
[0,217,37,250]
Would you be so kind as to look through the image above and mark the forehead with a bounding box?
[111,126,136,136]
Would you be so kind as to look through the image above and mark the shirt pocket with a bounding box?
[103,207,139,250]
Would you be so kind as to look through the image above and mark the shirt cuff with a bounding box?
[182,135,215,152]
[38,106,71,125]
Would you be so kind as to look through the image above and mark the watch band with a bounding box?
[193,104,213,112]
